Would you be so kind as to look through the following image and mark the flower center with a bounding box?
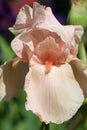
[45,61,53,73]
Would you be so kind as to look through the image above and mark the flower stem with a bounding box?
[40,122,45,130]
[45,124,49,130]
[40,123,50,130]
[67,112,83,130]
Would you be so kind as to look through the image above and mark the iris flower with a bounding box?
[0,2,87,124]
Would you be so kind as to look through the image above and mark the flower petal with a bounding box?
[29,28,58,46]
[64,25,83,44]
[10,2,83,61]
[35,3,83,45]
[9,5,33,35]
[0,60,28,100]
[33,2,45,26]
[34,36,67,65]
[10,2,83,45]
[11,31,34,59]
[0,68,5,100]
[70,59,87,97]
[25,63,84,124]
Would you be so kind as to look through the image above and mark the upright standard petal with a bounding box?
[0,60,28,100]
[11,31,34,59]
[9,5,33,35]
[11,2,83,62]
[70,59,87,97]
[25,63,84,124]
[9,2,45,35]
[33,2,46,26]
[35,3,83,45]
[34,36,67,65]
[10,2,83,49]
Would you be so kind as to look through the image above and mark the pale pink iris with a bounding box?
[0,2,87,124]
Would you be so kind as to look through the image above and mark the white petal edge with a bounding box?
[24,63,84,124]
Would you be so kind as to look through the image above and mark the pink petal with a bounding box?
[34,36,67,65]
[64,25,83,44]
[9,5,33,35]
[29,28,59,47]
[35,3,83,45]
[10,2,83,46]
[64,26,83,61]
[70,59,87,97]
[24,63,84,124]
[11,31,34,59]
[0,60,28,100]
[33,2,46,26]
[10,2,83,62]
[9,2,46,35]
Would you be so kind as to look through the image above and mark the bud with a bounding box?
[77,41,87,67]
[67,1,87,29]
[83,0,87,9]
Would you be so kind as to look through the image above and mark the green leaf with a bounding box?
[67,2,87,30]
[77,41,87,67]
[0,35,14,63]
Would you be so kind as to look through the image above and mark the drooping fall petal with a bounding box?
[0,59,28,100]
[70,59,87,97]
[25,63,84,124]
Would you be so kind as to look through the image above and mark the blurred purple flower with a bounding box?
[40,0,55,10]
[40,0,70,24]
[55,13,67,25]
[0,1,16,28]
[0,0,16,42]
